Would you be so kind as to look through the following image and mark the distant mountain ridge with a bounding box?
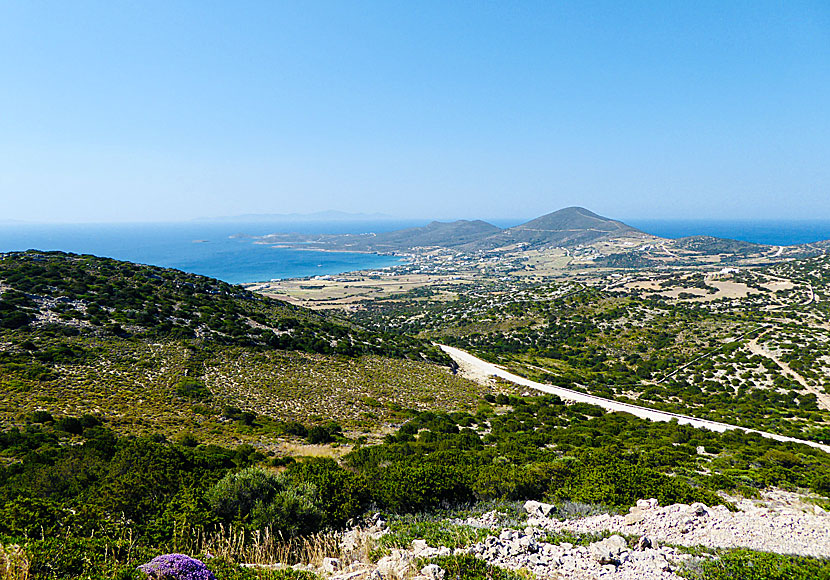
[358,219,502,250]
[253,207,828,257]
[287,206,645,252]
[197,210,396,222]
[511,206,636,236]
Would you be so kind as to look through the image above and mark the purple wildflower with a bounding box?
[136,554,217,580]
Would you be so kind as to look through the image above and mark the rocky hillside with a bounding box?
[0,251,502,440]
[336,494,830,580]
[0,250,448,362]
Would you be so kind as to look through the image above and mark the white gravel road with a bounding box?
[439,345,830,454]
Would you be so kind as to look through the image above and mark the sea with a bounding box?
[1,218,829,285]
[0,220,428,285]
[628,219,830,247]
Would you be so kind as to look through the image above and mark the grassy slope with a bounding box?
[0,251,509,442]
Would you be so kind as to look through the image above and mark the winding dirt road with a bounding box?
[440,345,830,454]
[746,334,830,412]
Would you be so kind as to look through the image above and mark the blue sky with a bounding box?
[1,1,828,222]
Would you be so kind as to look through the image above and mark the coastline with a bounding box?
[240,252,410,287]
[260,242,406,257]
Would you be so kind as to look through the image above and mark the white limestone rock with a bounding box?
[588,534,628,565]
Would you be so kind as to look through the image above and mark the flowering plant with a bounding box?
[137,554,217,580]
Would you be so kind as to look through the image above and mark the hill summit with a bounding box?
[466,206,641,250]
[514,206,636,235]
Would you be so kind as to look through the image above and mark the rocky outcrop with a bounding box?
[257,492,830,580]
[587,534,628,565]
[529,495,830,559]
[464,526,685,579]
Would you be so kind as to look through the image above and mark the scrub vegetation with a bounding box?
[1,250,830,579]
[355,257,830,443]
[1,395,829,578]
[0,251,505,440]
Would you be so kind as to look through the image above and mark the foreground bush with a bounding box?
[22,537,154,580]
[285,458,370,528]
[206,468,322,536]
[0,543,323,580]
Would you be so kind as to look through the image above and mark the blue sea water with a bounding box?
[2,218,829,285]
[627,219,830,247]
[0,220,426,285]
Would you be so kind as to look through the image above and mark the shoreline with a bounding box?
[258,242,406,258]
[240,254,411,287]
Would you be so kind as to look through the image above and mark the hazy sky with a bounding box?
[1,1,828,223]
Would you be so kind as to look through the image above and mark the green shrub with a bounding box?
[55,416,84,435]
[287,458,370,527]
[95,439,187,525]
[206,468,322,536]
[552,451,725,508]
[238,412,257,426]
[379,515,489,552]
[306,422,342,444]
[472,463,557,501]
[681,549,830,580]
[206,558,320,580]
[0,310,30,329]
[175,378,212,401]
[29,410,54,424]
[0,497,69,537]
[373,462,474,512]
[25,537,155,580]
[421,555,530,580]
[280,421,308,438]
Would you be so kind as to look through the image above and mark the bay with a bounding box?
[0,220,425,284]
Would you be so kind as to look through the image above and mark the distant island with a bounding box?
[246,206,829,269]
[194,209,397,222]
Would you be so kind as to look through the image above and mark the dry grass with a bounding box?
[204,350,493,430]
[0,338,495,442]
[171,525,367,568]
[0,528,379,580]
[277,442,353,459]
[250,274,475,311]
[0,544,28,580]
[0,525,382,580]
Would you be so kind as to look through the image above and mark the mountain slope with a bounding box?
[254,219,502,252]
[672,235,766,255]
[465,207,642,250]
[366,219,502,249]
[0,250,446,362]
[0,251,511,440]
